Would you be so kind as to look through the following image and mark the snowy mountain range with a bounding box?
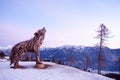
[39,46,119,71]
[1,45,120,71]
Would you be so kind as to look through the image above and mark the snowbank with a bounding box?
[0,57,9,62]
[0,62,114,80]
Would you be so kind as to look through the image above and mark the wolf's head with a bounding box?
[34,27,46,38]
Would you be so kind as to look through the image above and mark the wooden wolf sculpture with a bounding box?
[10,27,46,68]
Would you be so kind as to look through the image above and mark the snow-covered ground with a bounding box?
[0,61,114,80]
[0,57,9,62]
[92,70,119,75]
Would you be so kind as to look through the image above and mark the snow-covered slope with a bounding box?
[0,61,114,80]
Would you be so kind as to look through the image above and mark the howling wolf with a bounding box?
[10,27,46,68]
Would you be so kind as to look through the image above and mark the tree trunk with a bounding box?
[98,30,103,74]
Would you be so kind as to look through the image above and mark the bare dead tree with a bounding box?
[70,54,74,66]
[70,48,74,66]
[85,52,92,71]
[99,53,106,67]
[96,24,109,74]
[118,55,120,74]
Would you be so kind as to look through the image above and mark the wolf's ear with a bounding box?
[34,32,39,36]
[42,27,45,30]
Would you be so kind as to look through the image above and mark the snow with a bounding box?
[0,61,114,80]
[0,57,9,62]
[91,70,119,75]
[58,45,86,50]
[0,59,8,62]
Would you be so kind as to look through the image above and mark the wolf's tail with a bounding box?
[10,49,15,65]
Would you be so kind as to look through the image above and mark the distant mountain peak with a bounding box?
[57,45,86,49]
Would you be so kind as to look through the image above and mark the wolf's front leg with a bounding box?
[34,49,42,64]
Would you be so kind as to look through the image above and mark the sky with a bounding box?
[0,0,120,49]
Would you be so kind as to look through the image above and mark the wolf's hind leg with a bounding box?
[13,56,24,69]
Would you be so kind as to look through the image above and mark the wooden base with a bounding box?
[35,63,46,69]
